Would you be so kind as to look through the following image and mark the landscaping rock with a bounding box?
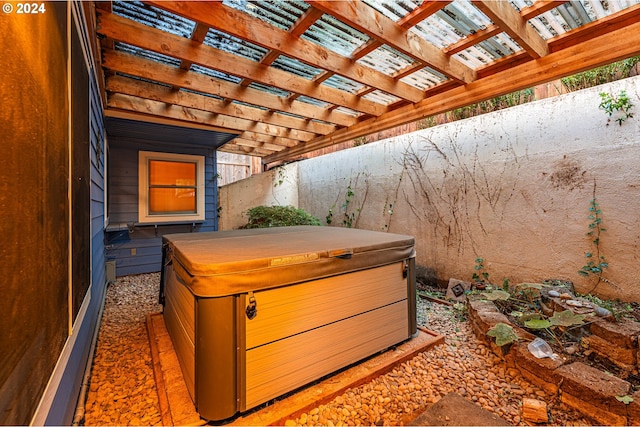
[410,393,511,426]
[561,393,627,426]
[84,273,163,426]
[445,278,471,302]
[581,318,640,372]
[582,335,636,369]
[556,362,630,425]
[590,318,640,349]
[511,342,565,396]
[522,398,548,423]
[626,389,640,426]
[467,299,509,338]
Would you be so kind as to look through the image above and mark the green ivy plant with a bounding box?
[472,257,490,283]
[342,185,356,228]
[273,166,286,187]
[599,90,634,126]
[578,196,609,293]
[325,206,334,225]
[487,323,519,346]
[524,310,585,344]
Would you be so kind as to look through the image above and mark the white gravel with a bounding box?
[83,273,163,426]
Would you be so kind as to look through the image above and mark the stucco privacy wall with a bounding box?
[219,76,640,301]
[218,163,299,230]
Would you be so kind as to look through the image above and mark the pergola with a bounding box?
[91,0,640,167]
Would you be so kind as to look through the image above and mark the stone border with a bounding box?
[467,296,640,426]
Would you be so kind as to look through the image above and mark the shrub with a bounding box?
[241,205,321,229]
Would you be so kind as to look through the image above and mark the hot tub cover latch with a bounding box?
[246,292,257,320]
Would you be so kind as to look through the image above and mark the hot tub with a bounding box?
[160,226,416,421]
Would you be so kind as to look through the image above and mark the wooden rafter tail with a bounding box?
[233,138,287,153]
[237,131,300,149]
[177,22,210,75]
[222,142,272,157]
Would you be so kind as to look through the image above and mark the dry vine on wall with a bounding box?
[399,131,522,257]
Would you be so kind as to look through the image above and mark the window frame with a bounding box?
[138,151,206,224]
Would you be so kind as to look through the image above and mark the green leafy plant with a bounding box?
[578,194,609,293]
[487,323,519,346]
[581,293,635,321]
[325,206,334,225]
[273,166,286,187]
[241,205,321,229]
[481,290,511,301]
[561,56,640,92]
[472,257,490,283]
[342,185,356,228]
[524,316,552,330]
[550,309,586,327]
[514,283,546,311]
[599,90,634,126]
[353,136,368,147]
[616,395,634,405]
[452,302,467,321]
[520,309,585,347]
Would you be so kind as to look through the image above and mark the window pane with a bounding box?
[149,188,196,214]
[149,160,196,186]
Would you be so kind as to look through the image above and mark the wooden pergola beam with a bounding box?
[264,19,640,163]
[107,93,308,144]
[399,1,452,27]
[233,138,286,153]
[101,49,358,128]
[106,75,337,135]
[308,0,475,84]
[97,10,386,116]
[93,1,640,160]
[178,22,209,72]
[520,1,567,21]
[220,143,271,157]
[472,0,549,59]
[144,1,426,103]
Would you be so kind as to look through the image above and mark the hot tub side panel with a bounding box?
[195,296,239,421]
[241,261,413,410]
[164,266,240,421]
[407,257,417,337]
[163,266,196,398]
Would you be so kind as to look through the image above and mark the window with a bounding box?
[138,151,205,223]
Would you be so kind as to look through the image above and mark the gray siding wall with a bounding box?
[106,139,218,276]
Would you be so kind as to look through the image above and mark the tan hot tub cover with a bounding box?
[163,225,416,297]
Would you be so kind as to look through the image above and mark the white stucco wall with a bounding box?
[220,76,640,301]
[218,162,299,230]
